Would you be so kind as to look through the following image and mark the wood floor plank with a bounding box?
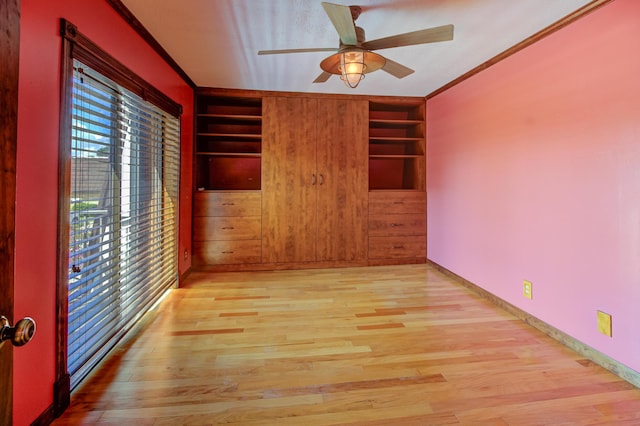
[53,264,640,425]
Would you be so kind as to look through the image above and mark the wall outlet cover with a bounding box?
[597,310,612,337]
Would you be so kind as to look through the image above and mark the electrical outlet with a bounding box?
[523,280,533,300]
[597,310,612,337]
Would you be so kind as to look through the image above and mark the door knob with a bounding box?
[0,316,36,347]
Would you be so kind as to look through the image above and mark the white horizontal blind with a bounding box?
[68,61,180,388]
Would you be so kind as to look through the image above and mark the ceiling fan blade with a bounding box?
[381,57,414,79]
[258,47,337,55]
[313,71,333,83]
[321,2,358,46]
[362,24,454,51]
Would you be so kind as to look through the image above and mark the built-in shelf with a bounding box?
[369,101,425,191]
[195,91,262,191]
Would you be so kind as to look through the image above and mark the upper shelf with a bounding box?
[196,133,262,139]
[369,136,423,142]
[369,118,423,128]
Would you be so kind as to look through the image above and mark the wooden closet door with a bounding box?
[262,97,318,263]
[316,99,368,261]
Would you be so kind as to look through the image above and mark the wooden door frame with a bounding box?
[0,0,21,423]
[54,20,183,417]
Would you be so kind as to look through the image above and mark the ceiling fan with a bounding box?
[258,2,454,88]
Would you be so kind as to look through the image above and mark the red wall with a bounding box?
[427,0,640,373]
[15,1,193,424]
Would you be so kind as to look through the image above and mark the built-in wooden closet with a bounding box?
[193,88,426,271]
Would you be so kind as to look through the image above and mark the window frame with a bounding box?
[55,18,182,416]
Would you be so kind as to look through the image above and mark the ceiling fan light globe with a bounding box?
[339,51,365,88]
[340,72,364,88]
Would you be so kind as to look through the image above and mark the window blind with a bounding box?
[68,61,180,389]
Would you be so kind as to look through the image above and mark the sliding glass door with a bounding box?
[67,61,179,388]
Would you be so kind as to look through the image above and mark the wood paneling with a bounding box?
[53,264,640,425]
[316,99,368,262]
[262,97,318,263]
[0,0,20,423]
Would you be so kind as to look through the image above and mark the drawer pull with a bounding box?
[222,202,235,206]
[392,245,404,249]
[390,223,403,227]
[222,251,235,254]
[221,226,235,230]
[392,201,404,204]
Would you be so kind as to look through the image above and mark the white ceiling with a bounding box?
[120,0,593,97]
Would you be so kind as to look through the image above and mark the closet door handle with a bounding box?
[319,174,324,185]
[311,174,316,185]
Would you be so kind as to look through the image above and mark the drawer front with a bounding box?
[369,192,426,215]
[369,213,426,237]
[194,192,261,217]
[369,235,426,259]
[193,216,261,241]
[193,240,261,265]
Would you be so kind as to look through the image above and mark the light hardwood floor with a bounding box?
[53,264,640,425]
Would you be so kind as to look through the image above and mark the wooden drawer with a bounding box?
[194,192,261,217]
[369,191,426,215]
[368,235,426,259]
[193,216,261,241]
[193,240,261,265]
[369,213,426,237]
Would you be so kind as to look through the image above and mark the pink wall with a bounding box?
[427,0,640,373]
[15,1,193,424]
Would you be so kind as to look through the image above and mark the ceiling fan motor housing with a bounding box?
[349,5,362,21]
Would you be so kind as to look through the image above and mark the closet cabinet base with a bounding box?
[368,257,427,267]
